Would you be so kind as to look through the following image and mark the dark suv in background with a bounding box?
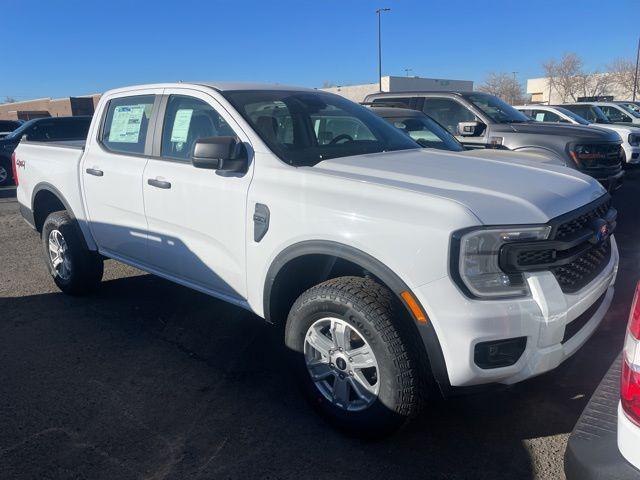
[0,120,23,139]
[364,91,624,191]
[0,116,92,186]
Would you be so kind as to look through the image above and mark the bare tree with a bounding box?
[608,58,639,99]
[543,52,584,102]
[577,70,611,99]
[1,96,17,104]
[477,72,527,104]
[321,80,337,88]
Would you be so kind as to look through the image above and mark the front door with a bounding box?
[82,91,161,263]
[142,89,254,299]
[421,97,486,148]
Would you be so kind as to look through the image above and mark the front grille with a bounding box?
[550,238,611,293]
[554,199,611,240]
[517,249,555,266]
[579,143,622,170]
[500,195,615,294]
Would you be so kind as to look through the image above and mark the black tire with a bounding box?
[42,211,103,295]
[0,159,12,187]
[285,276,425,436]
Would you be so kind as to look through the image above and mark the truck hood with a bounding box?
[492,122,621,141]
[312,148,606,225]
[591,123,640,136]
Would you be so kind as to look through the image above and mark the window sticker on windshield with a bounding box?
[535,113,545,121]
[170,109,194,143]
[108,105,145,143]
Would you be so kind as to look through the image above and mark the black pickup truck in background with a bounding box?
[0,116,92,186]
[0,120,23,139]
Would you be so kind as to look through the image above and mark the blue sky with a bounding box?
[2,0,639,100]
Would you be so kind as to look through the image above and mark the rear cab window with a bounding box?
[100,95,156,154]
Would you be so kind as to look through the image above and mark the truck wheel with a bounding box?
[285,276,424,435]
[0,160,12,186]
[42,211,103,295]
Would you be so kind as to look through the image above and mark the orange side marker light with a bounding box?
[400,290,428,324]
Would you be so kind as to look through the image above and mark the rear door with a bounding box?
[141,88,254,299]
[82,90,162,263]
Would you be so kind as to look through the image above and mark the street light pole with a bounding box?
[376,8,390,92]
[634,36,640,102]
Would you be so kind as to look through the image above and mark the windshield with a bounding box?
[617,103,640,118]
[381,113,464,152]
[463,92,531,124]
[553,107,590,125]
[620,102,640,114]
[223,90,420,166]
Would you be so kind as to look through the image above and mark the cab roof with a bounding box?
[104,82,318,96]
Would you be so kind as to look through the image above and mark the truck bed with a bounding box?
[14,139,94,248]
[22,139,86,149]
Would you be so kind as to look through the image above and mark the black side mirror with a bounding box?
[192,136,248,172]
[457,121,485,137]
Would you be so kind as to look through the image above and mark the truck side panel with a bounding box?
[15,142,96,250]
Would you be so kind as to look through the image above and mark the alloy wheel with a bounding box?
[304,317,380,412]
[48,229,72,281]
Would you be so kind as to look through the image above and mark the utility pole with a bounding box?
[376,8,391,92]
[404,68,412,77]
[512,71,518,104]
[634,36,640,102]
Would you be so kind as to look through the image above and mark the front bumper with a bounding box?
[414,236,619,387]
[565,355,640,480]
[594,169,624,192]
[624,145,640,164]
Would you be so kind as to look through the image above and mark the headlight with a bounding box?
[455,226,551,298]
[628,134,640,147]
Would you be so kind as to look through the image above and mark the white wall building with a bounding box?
[527,75,631,104]
[321,76,473,102]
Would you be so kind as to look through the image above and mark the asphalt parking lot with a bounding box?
[0,173,639,480]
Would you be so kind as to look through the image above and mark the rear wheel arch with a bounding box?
[31,183,95,252]
[32,183,73,232]
[263,240,450,389]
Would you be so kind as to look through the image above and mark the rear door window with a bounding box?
[531,110,562,122]
[101,95,156,154]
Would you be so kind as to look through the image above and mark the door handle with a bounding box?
[147,178,172,189]
[86,168,103,177]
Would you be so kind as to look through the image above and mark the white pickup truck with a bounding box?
[13,82,619,433]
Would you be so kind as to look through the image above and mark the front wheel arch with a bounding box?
[263,240,450,390]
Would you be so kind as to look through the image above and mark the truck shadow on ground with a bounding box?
[0,267,636,480]
[1,169,638,479]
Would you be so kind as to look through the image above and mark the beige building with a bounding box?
[527,75,631,104]
[0,94,102,120]
[321,75,473,102]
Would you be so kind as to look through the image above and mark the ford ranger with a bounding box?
[13,83,620,434]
